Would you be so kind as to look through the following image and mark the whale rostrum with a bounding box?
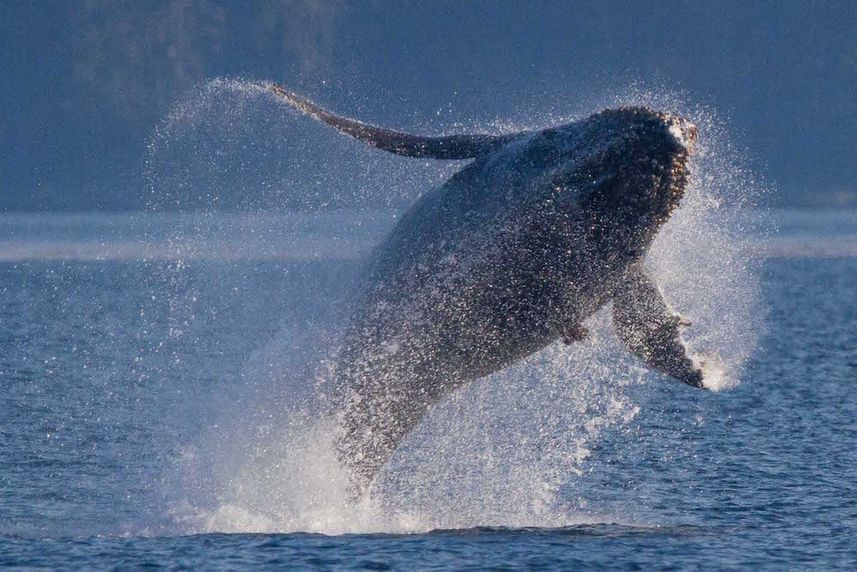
[269,83,707,498]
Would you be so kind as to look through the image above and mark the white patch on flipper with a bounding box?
[693,353,733,392]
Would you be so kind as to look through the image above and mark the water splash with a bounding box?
[164,312,641,534]
[147,78,766,535]
[145,77,456,213]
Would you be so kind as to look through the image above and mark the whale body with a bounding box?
[269,84,709,497]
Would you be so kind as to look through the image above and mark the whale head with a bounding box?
[542,107,698,262]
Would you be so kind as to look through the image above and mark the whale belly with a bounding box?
[332,179,615,493]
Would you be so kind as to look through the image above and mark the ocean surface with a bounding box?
[1,208,855,568]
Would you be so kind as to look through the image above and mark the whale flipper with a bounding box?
[612,263,705,389]
[269,84,518,159]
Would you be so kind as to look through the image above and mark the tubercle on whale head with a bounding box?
[662,113,697,219]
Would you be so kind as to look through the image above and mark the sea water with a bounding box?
[1,209,855,568]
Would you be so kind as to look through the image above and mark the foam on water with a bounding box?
[147,79,765,535]
[165,315,640,534]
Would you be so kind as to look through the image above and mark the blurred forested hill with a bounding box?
[1,0,854,210]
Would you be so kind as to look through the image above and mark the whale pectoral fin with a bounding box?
[269,83,519,159]
[612,264,705,389]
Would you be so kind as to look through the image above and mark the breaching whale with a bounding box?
[269,84,710,497]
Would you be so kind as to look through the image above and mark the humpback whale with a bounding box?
[269,84,709,497]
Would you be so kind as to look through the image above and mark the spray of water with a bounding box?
[146,78,765,535]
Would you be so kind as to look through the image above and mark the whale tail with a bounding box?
[269,83,520,159]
